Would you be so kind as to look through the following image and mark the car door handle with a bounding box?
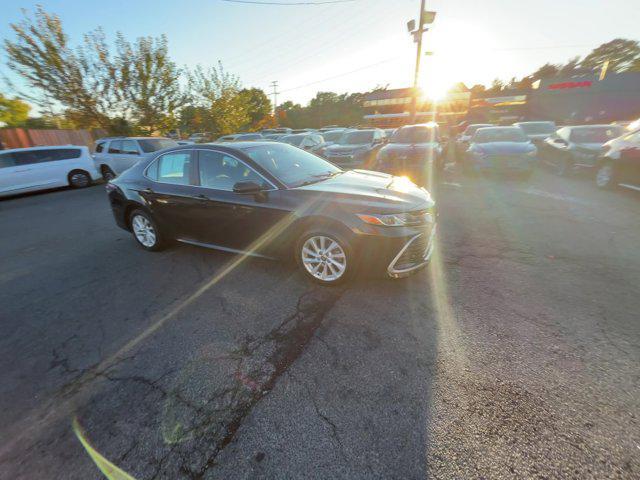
[195,194,209,202]
[15,169,31,173]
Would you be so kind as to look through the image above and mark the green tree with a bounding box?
[581,38,640,73]
[4,6,185,134]
[530,63,560,80]
[0,93,30,126]
[115,34,187,133]
[238,88,272,129]
[189,63,249,135]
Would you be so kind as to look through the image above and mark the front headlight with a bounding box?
[357,210,434,227]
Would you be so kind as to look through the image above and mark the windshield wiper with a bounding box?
[295,171,341,187]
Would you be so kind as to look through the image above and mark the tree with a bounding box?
[530,63,560,80]
[188,63,249,135]
[581,38,640,73]
[0,93,30,126]
[4,6,185,133]
[115,34,187,133]
[238,88,272,129]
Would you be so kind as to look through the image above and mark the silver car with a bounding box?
[93,137,178,180]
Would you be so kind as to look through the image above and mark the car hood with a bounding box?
[380,143,440,154]
[475,142,535,154]
[295,170,433,212]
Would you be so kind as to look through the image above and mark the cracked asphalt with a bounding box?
[0,167,639,479]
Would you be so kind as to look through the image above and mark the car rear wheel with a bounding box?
[101,165,116,181]
[68,170,92,188]
[596,162,615,189]
[296,230,352,285]
[129,209,167,251]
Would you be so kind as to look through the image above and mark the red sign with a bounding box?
[548,81,592,90]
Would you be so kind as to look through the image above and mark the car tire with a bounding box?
[295,228,354,286]
[101,165,116,181]
[129,209,168,251]
[68,170,92,189]
[595,161,615,189]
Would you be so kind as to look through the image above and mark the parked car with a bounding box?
[262,133,287,141]
[595,129,640,191]
[176,140,195,145]
[93,137,178,180]
[375,124,444,186]
[322,129,386,169]
[513,121,556,148]
[217,133,263,142]
[314,129,352,157]
[188,132,211,143]
[319,125,344,132]
[216,134,243,142]
[463,126,537,178]
[454,123,493,158]
[105,142,436,285]
[541,125,625,176]
[0,145,101,197]
[279,133,325,151]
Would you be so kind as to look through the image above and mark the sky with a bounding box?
[0,0,638,109]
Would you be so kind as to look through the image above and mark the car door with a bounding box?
[189,149,286,254]
[141,150,200,239]
[0,151,21,194]
[12,149,66,191]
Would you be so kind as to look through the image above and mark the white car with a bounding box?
[93,137,178,180]
[0,145,100,197]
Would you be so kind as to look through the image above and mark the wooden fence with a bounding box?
[0,128,97,150]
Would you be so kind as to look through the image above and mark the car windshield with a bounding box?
[517,122,556,135]
[242,143,340,187]
[570,127,623,143]
[391,126,438,144]
[337,131,374,145]
[322,130,344,142]
[138,138,178,152]
[474,128,528,143]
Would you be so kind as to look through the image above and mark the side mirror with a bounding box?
[233,181,262,194]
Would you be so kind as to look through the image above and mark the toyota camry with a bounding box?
[105,142,436,285]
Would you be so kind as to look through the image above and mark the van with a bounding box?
[0,145,100,197]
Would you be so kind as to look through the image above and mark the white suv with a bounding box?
[0,145,100,198]
[93,137,178,180]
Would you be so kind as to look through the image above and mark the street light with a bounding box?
[408,2,437,123]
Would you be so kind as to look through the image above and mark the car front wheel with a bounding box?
[296,230,352,285]
[129,209,167,251]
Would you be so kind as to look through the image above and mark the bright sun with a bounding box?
[419,21,495,101]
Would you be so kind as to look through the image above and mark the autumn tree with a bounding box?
[0,93,30,126]
[581,38,640,73]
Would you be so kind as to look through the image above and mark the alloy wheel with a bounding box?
[301,235,346,282]
[70,172,90,188]
[132,215,157,248]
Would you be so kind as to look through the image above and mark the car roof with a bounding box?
[1,145,87,153]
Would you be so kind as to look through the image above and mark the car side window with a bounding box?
[108,140,122,154]
[197,150,266,191]
[0,152,16,169]
[121,140,139,155]
[13,150,60,166]
[152,151,192,185]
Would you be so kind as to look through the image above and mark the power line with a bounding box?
[220,0,355,5]
[279,57,401,93]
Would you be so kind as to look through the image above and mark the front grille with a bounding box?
[394,234,429,270]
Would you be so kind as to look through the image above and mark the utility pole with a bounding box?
[407,2,436,124]
[270,80,279,125]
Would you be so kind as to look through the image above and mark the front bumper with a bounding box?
[472,154,534,172]
[353,221,436,279]
[387,225,436,278]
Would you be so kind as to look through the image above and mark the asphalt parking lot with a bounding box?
[1,167,639,479]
